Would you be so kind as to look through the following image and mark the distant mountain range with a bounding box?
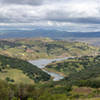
[0,29,100,39]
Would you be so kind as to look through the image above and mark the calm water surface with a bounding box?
[29,57,71,81]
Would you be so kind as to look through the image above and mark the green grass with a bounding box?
[0,68,34,84]
[46,55,100,87]
[0,38,99,60]
[77,98,100,100]
[0,54,51,83]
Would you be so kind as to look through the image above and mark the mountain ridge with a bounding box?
[0,29,100,39]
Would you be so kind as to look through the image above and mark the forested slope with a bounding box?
[46,55,100,86]
[1,55,100,99]
[0,54,50,83]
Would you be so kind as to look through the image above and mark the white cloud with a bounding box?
[0,0,100,32]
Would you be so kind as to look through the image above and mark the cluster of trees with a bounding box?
[46,55,100,88]
[0,55,50,83]
[0,80,72,100]
[0,40,21,49]
[75,80,100,88]
[1,79,100,100]
[72,45,90,50]
[47,55,100,75]
[65,56,100,82]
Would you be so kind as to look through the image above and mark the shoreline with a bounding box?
[29,57,71,81]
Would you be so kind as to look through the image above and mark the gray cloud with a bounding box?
[0,0,43,5]
[0,0,100,32]
[47,16,100,24]
[45,8,100,24]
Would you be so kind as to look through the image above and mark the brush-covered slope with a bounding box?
[1,55,100,99]
[0,54,50,84]
[0,38,99,60]
[46,55,100,85]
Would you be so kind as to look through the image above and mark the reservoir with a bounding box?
[29,57,70,81]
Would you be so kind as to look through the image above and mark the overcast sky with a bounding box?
[0,0,100,32]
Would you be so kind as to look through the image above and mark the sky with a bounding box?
[0,0,100,32]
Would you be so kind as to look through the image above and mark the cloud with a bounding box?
[45,0,100,23]
[0,0,44,5]
[0,0,100,32]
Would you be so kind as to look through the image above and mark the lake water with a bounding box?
[29,57,71,81]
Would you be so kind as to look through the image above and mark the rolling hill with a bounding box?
[0,38,99,60]
[0,54,50,84]
[1,55,100,99]
[45,55,100,85]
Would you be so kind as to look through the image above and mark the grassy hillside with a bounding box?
[1,55,100,99]
[0,38,99,60]
[0,38,100,99]
[46,55,100,84]
[0,69,34,84]
[43,55,100,99]
[0,54,50,84]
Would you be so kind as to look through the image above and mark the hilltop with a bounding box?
[0,38,99,60]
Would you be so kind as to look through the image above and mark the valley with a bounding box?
[0,38,100,83]
[0,0,100,99]
[29,57,70,81]
[0,38,100,100]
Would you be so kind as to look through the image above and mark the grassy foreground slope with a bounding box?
[0,38,99,60]
[1,55,100,99]
[1,79,100,100]
[0,54,50,84]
